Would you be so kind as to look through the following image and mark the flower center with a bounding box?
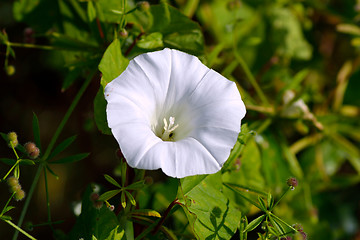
[161,116,179,141]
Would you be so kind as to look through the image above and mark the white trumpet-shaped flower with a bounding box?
[105,48,246,178]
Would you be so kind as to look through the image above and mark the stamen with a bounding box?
[161,116,179,141]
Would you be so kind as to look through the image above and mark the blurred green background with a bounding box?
[1,0,360,239]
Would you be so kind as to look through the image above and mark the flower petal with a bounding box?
[111,123,162,169]
[162,49,210,112]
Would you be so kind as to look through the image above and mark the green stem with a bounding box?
[1,192,15,215]
[8,42,59,51]
[43,167,53,230]
[6,220,37,240]
[269,212,297,232]
[234,50,270,106]
[12,165,43,240]
[271,187,291,211]
[42,70,96,160]
[2,160,20,181]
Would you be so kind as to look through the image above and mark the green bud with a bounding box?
[14,189,26,201]
[119,29,128,38]
[10,183,21,193]
[7,132,18,148]
[7,176,19,187]
[136,1,150,11]
[6,65,15,76]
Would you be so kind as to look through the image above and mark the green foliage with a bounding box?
[1,0,360,239]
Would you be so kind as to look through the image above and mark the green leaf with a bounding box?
[131,209,161,218]
[243,214,265,233]
[2,206,15,215]
[121,191,126,209]
[46,165,59,179]
[258,196,267,211]
[0,215,12,221]
[137,32,164,50]
[32,112,41,152]
[133,3,204,55]
[125,191,136,206]
[98,38,129,87]
[177,172,241,240]
[69,185,119,240]
[0,158,16,165]
[125,180,145,190]
[98,189,121,201]
[104,225,125,240]
[104,174,121,188]
[94,87,112,135]
[50,153,89,164]
[19,159,35,165]
[222,138,266,212]
[87,1,97,22]
[47,135,77,161]
[267,192,274,210]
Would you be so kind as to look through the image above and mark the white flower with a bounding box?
[105,48,246,178]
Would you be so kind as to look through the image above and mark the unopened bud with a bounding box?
[7,132,18,147]
[24,142,40,159]
[10,183,21,193]
[109,205,115,211]
[287,177,298,190]
[119,29,128,38]
[137,1,150,11]
[6,65,16,76]
[14,189,26,201]
[292,223,304,232]
[7,176,19,187]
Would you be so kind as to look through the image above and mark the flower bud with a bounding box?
[14,189,26,201]
[119,29,128,38]
[108,205,115,211]
[136,1,150,11]
[24,142,40,159]
[10,183,21,193]
[7,132,18,148]
[287,177,298,190]
[7,176,19,187]
[6,65,16,76]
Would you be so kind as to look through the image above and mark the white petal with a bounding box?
[170,138,221,178]
[105,58,159,126]
[162,49,210,112]
[190,127,239,166]
[132,48,172,108]
[111,123,162,169]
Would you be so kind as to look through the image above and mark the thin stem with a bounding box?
[12,165,43,240]
[43,167,53,230]
[152,199,179,235]
[8,42,60,51]
[11,142,20,160]
[271,187,291,211]
[233,50,270,106]
[42,70,96,160]
[6,220,37,240]
[2,160,20,181]
[1,192,15,215]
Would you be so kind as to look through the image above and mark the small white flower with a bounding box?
[105,48,246,178]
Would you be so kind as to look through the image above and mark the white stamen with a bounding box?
[161,116,179,141]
